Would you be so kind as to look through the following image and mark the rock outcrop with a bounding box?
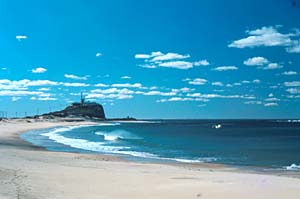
[43,102,105,119]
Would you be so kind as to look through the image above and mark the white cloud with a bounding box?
[149,86,158,90]
[187,93,255,99]
[135,51,163,59]
[244,101,262,105]
[96,52,102,57]
[286,88,300,94]
[284,81,300,87]
[242,80,250,84]
[86,88,134,100]
[164,97,192,102]
[121,76,131,79]
[32,67,47,73]
[16,35,27,41]
[286,40,300,53]
[263,63,283,70]
[11,97,21,102]
[158,61,194,69]
[228,26,295,48]
[138,88,194,97]
[187,78,207,85]
[91,88,134,95]
[135,51,189,62]
[95,83,109,87]
[111,83,142,88]
[151,52,164,56]
[270,85,279,89]
[243,56,283,70]
[37,97,57,101]
[30,96,57,101]
[0,90,44,96]
[265,97,280,102]
[282,71,298,75]
[264,102,278,107]
[212,66,238,71]
[243,57,269,66]
[177,87,195,93]
[212,82,224,86]
[24,80,59,86]
[139,64,157,69]
[135,54,152,59]
[194,60,210,66]
[156,97,208,103]
[63,83,89,87]
[38,88,50,91]
[142,91,177,96]
[229,26,300,53]
[157,92,255,103]
[287,95,300,98]
[136,51,209,70]
[151,53,190,62]
[64,74,88,80]
[0,79,59,90]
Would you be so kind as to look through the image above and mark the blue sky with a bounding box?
[0,0,300,119]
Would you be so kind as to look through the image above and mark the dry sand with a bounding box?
[0,119,300,199]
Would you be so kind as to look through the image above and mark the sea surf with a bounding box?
[21,120,300,170]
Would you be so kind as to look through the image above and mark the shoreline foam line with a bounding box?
[37,124,217,163]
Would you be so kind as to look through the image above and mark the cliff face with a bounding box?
[45,102,105,119]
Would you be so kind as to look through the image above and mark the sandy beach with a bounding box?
[0,119,300,199]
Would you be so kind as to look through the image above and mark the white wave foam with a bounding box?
[158,157,217,163]
[41,125,216,164]
[174,157,217,163]
[173,159,204,163]
[48,123,120,134]
[95,132,121,141]
[95,130,141,141]
[97,122,121,126]
[115,150,158,158]
[103,135,120,141]
[42,127,127,152]
[289,120,300,123]
[285,164,300,170]
[112,120,160,124]
[41,126,155,158]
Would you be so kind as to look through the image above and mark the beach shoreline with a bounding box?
[1,118,300,198]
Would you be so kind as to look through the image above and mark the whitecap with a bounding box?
[285,164,300,170]
[95,129,141,141]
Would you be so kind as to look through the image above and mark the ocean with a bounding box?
[21,119,300,171]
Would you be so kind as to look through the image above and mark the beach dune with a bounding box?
[0,119,300,199]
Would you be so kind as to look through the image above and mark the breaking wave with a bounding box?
[41,125,157,158]
[40,125,217,163]
[95,130,141,141]
[285,164,300,171]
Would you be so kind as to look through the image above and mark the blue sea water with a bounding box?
[21,120,300,170]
